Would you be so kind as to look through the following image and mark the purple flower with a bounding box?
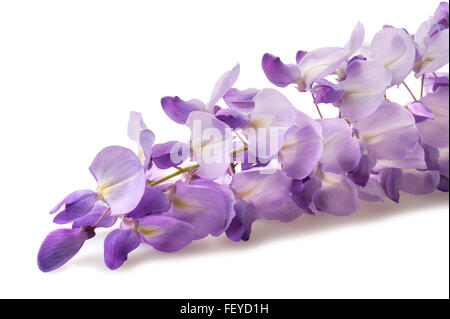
[37,226,95,272]
[246,89,297,160]
[104,215,194,270]
[369,27,416,86]
[50,146,146,223]
[71,202,118,229]
[223,88,259,113]
[261,53,301,88]
[161,64,240,123]
[152,141,190,169]
[226,169,301,241]
[414,3,449,76]
[127,111,155,168]
[215,108,250,130]
[164,179,235,239]
[278,120,323,179]
[423,73,449,93]
[186,111,233,179]
[126,186,171,219]
[353,101,420,161]
[416,86,449,148]
[312,79,344,104]
[407,101,435,123]
[90,146,146,216]
[338,59,392,121]
[262,22,364,91]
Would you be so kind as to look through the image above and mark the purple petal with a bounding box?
[349,154,376,186]
[231,169,291,210]
[434,2,449,28]
[417,86,449,148]
[357,175,386,202]
[292,174,321,210]
[338,59,392,121]
[312,79,344,104]
[414,29,449,76]
[127,111,147,141]
[375,143,427,170]
[377,168,402,202]
[52,190,98,224]
[164,180,235,239]
[345,21,365,55]
[152,141,189,170]
[223,88,259,112]
[439,146,449,178]
[104,229,141,270]
[225,198,256,242]
[424,74,449,93]
[407,101,435,123]
[370,27,415,85]
[438,175,449,192]
[399,169,440,195]
[50,189,96,214]
[295,50,308,64]
[90,146,146,216]
[186,111,233,179]
[37,226,95,272]
[139,129,155,168]
[313,172,360,216]
[72,203,117,229]
[207,64,240,112]
[161,96,205,124]
[279,122,323,179]
[127,186,171,219]
[215,108,250,130]
[138,215,194,252]
[422,143,440,171]
[259,198,303,223]
[261,53,300,87]
[248,89,297,159]
[354,101,419,161]
[297,47,350,89]
[318,118,361,173]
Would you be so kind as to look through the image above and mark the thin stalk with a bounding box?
[147,164,199,186]
[311,93,323,119]
[420,75,425,98]
[402,81,417,101]
[93,207,111,228]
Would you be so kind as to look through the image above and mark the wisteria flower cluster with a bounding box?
[38,3,449,272]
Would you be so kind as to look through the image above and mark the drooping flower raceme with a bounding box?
[38,2,449,271]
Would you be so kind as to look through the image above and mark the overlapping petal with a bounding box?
[207,64,240,112]
[90,146,146,215]
[152,141,190,169]
[139,215,194,252]
[278,121,323,179]
[186,111,233,179]
[318,118,361,173]
[416,86,449,148]
[338,59,392,121]
[354,101,419,160]
[261,54,300,87]
[164,180,235,239]
[370,27,415,85]
[297,47,350,90]
[127,186,171,219]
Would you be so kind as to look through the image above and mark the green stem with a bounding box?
[231,146,248,157]
[147,164,199,186]
[147,146,249,187]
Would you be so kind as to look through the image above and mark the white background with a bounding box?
[0,0,448,299]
